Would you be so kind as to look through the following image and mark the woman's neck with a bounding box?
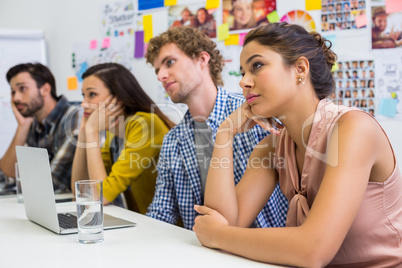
[280,96,320,151]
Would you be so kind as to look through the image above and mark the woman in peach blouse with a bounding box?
[193,22,402,267]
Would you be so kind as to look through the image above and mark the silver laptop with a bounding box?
[15,146,136,234]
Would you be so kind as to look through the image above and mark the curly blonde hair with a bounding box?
[145,26,223,87]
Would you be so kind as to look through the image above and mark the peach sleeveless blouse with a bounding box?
[275,99,402,267]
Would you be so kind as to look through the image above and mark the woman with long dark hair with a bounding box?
[72,63,174,214]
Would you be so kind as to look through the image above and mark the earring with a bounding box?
[298,76,305,85]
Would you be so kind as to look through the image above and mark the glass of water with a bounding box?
[74,180,104,244]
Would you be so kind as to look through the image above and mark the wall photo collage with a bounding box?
[331,60,376,116]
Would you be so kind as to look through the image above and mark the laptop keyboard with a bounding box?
[58,213,77,229]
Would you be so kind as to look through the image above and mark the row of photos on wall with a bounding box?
[321,0,367,31]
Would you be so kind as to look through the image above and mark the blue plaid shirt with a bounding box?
[147,88,288,230]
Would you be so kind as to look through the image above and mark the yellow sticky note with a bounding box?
[164,0,176,6]
[143,15,153,43]
[67,76,78,90]
[225,34,239,46]
[267,10,279,23]
[331,62,339,72]
[206,0,219,9]
[218,23,229,41]
[305,0,321,11]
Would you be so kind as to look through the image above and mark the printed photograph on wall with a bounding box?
[371,5,402,49]
[222,0,276,32]
[330,60,376,116]
[321,0,366,31]
[168,3,217,38]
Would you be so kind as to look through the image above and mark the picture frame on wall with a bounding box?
[168,3,217,38]
[371,5,402,49]
[222,0,276,32]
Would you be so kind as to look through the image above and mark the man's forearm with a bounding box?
[0,125,30,177]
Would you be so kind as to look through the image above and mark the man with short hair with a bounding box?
[145,27,288,230]
[0,63,80,192]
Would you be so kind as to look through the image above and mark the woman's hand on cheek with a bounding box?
[85,106,100,134]
[85,96,124,133]
[221,102,282,136]
[193,205,229,249]
[221,102,257,135]
[252,116,282,136]
[103,96,125,131]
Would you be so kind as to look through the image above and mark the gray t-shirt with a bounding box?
[110,135,125,163]
[106,134,125,207]
[193,120,214,202]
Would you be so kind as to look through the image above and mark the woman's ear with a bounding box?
[295,56,309,77]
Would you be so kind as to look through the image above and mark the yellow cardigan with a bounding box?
[101,112,169,214]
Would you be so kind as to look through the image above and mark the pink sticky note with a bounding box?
[355,13,368,28]
[385,0,402,13]
[101,38,111,48]
[239,33,247,46]
[90,40,97,49]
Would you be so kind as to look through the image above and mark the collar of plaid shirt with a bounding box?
[33,96,70,135]
[174,87,229,140]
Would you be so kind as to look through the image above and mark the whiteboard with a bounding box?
[0,29,47,156]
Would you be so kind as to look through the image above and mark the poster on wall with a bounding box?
[168,2,217,38]
[222,0,276,32]
[321,0,366,31]
[331,59,376,116]
[281,10,316,32]
[371,5,402,49]
[220,44,243,94]
[73,38,135,78]
[101,0,136,67]
[102,1,135,39]
[73,1,136,82]
[374,52,402,120]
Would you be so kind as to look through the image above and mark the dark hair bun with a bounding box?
[311,32,337,68]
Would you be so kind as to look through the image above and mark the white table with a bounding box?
[0,196,283,268]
